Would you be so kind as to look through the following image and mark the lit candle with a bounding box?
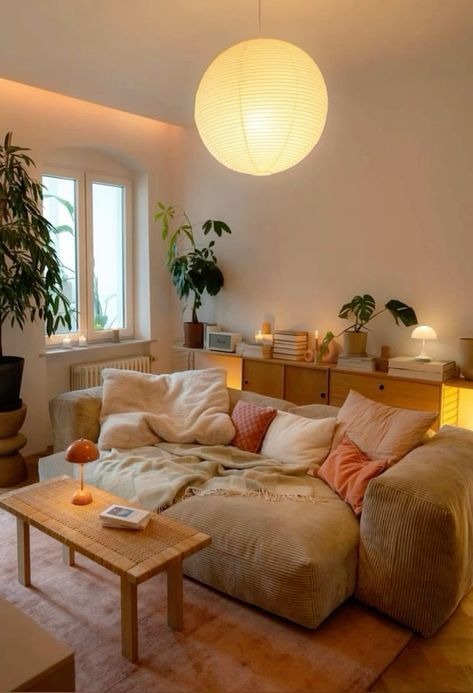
[255,330,263,344]
[314,330,319,354]
[78,335,87,347]
[62,336,72,349]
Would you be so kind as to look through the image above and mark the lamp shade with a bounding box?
[411,325,437,341]
[65,438,99,464]
[194,38,328,176]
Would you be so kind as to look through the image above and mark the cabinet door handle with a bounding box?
[378,384,385,391]
[320,392,326,399]
[244,379,249,385]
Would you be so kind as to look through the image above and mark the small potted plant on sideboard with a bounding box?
[321,293,418,357]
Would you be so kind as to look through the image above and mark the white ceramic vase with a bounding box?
[459,338,473,380]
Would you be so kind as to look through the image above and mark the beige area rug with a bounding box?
[0,512,411,692]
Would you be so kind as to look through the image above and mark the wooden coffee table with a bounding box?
[0,476,211,662]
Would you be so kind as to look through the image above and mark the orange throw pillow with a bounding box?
[318,435,388,516]
[231,400,277,453]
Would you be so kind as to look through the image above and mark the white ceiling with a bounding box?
[1,0,472,126]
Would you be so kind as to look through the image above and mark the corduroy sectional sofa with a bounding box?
[39,384,473,637]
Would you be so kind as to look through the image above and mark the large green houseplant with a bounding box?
[0,132,72,410]
[155,202,231,348]
[321,294,418,358]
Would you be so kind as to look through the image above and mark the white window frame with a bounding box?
[43,166,133,345]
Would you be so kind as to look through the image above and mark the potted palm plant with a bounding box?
[155,202,232,348]
[321,294,418,357]
[0,131,72,411]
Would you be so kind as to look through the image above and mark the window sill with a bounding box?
[40,338,154,358]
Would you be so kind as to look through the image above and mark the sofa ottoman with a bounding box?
[164,487,359,629]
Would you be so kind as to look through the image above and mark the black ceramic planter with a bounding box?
[0,356,24,412]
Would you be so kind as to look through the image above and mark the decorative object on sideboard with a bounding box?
[194,1,328,176]
[411,325,437,362]
[65,438,100,505]
[320,294,418,359]
[207,331,242,353]
[0,132,72,412]
[458,337,473,380]
[155,202,232,349]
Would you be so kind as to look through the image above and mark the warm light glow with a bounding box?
[195,38,328,176]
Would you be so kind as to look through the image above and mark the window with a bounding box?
[42,169,132,343]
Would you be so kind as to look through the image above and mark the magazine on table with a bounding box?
[99,504,151,530]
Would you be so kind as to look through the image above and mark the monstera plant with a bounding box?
[321,294,418,357]
[155,202,232,348]
[0,131,72,410]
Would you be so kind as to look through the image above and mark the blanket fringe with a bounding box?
[183,487,327,503]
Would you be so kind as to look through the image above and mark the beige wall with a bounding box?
[0,79,182,453]
[2,31,473,454]
[176,46,473,363]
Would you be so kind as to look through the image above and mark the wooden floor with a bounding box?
[372,589,473,692]
[5,453,473,693]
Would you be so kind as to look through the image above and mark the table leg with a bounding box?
[120,577,138,662]
[16,518,31,587]
[62,545,75,566]
[167,557,183,630]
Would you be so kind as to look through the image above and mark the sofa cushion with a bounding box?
[317,435,388,515]
[228,388,295,413]
[331,390,437,463]
[289,403,340,420]
[261,411,336,470]
[231,400,277,453]
[164,486,359,629]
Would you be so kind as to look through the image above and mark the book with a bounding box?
[272,343,307,353]
[99,504,151,530]
[235,343,272,358]
[272,352,306,361]
[388,367,456,382]
[273,331,308,343]
[388,357,456,374]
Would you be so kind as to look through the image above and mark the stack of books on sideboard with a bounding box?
[337,354,377,372]
[272,331,308,361]
[388,357,458,382]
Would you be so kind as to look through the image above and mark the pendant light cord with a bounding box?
[258,0,262,37]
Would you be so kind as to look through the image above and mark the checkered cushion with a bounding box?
[231,400,277,453]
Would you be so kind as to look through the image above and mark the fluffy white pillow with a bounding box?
[260,411,337,469]
[98,367,235,449]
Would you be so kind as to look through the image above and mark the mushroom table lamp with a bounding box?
[411,325,438,362]
[65,438,99,505]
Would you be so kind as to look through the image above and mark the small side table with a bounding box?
[0,405,27,487]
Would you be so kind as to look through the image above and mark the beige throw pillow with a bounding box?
[331,389,438,463]
[260,411,336,469]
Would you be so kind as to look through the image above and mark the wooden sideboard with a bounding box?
[172,346,471,429]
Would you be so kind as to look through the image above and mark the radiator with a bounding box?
[70,355,151,390]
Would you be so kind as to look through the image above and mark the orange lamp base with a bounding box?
[71,488,93,505]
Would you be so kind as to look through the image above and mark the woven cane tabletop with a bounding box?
[0,477,210,583]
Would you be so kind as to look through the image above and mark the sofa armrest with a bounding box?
[356,426,473,636]
[49,387,103,452]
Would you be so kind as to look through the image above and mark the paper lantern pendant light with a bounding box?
[194,37,328,176]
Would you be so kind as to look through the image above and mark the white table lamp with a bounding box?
[411,325,437,362]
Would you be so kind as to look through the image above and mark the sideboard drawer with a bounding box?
[330,370,441,414]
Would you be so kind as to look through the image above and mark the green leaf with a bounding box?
[385,300,418,327]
